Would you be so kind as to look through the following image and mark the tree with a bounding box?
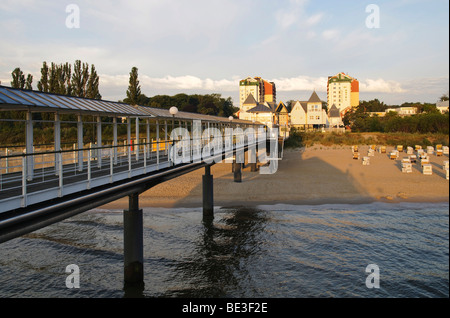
[439,92,449,102]
[25,74,33,90]
[125,67,141,105]
[37,62,49,92]
[86,64,101,99]
[11,68,26,89]
[71,60,89,97]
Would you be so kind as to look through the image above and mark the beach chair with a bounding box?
[443,161,449,171]
[422,164,432,175]
[406,146,414,155]
[379,146,386,153]
[370,145,376,151]
[427,146,434,155]
[402,162,412,173]
[362,156,370,165]
[390,150,398,160]
[409,154,417,163]
[402,157,411,164]
[368,149,375,157]
[436,149,443,156]
[352,145,358,153]
[421,157,430,167]
[415,145,422,151]
[353,152,360,160]
[436,144,443,150]
[443,146,449,155]
[397,145,404,152]
[446,168,449,181]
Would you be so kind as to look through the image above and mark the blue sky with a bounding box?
[0,0,448,106]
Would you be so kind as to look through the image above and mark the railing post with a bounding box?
[87,150,91,189]
[21,156,27,207]
[58,152,63,197]
[143,144,147,173]
[110,148,113,183]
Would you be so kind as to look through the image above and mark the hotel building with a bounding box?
[238,76,276,120]
[327,72,359,115]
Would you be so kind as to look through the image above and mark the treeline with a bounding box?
[10,60,101,99]
[344,99,449,134]
[130,93,238,118]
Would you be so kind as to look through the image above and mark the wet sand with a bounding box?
[101,145,449,209]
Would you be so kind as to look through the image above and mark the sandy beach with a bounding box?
[101,145,449,209]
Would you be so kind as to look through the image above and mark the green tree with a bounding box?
[25,74,33,90]
[125,66,141,105]
[37,62,49,92]
[86,64,101,99]
[11,68,26,89]
[71,60,89,97]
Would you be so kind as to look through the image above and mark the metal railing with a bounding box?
[0,129,268,213]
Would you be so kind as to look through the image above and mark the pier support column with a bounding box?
[233,161,242,183]
[124,193,144,287]
[203,165,214,221]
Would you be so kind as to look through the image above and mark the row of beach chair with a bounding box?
[352,145,449,179]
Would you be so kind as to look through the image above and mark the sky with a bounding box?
[0,0,448,106]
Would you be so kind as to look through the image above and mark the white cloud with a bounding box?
[322,29,340,40]
[269,76,328,92]
[360,79,406,93]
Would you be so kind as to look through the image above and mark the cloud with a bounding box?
[270,76,328,92]
[100,74,238,93]
[322,29,340,40]
[359,79,406,93]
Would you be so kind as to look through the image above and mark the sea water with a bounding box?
[0,202,448,298]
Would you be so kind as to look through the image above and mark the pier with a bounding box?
[0,85,282,287]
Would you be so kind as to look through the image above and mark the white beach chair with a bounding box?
[368,149,375,157]
[379,146,386,153]
[402,162,412,173]
[362,156,370,165]
[427,146,434,155]
[390,150,399,160]
[409,154,417,163]
[446,168,449,181]
[402,157,411,164]
[422,164,432,175]
[443,161,449,171]
[443,146,449,155]
[421,157,430,166]
[406,146,414,155]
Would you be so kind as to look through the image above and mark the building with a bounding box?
[327,72,359,115]
[239,76,276,120]
[436,100,449,114]
[385,106,418,116]
[290,91,328,129]
[328,104,344,127]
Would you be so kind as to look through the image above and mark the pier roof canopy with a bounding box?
[0,85,255,124]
